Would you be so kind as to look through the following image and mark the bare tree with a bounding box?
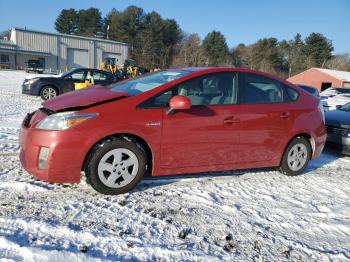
[172,33,205,67]
[0,30,11,40]
[326,54,350,71]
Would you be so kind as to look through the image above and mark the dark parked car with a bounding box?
[22,68,118,100]
[297,84,320,98]
[325,102,350,155]
[25,60,44,74]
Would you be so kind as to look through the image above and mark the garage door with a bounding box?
[343,82,350,88]
[67,48,88,69]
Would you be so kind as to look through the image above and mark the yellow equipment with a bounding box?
[99,58,118,74]
[74,72,94,90]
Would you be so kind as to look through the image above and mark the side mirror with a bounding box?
[336,105,341,109]
[167,95,191,115]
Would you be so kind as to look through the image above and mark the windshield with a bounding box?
[335,88,350,94]
[109,70,191,95]
[339,103,350,112]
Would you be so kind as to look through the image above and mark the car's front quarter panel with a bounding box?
[22,79,43,96]
[20,97,164,183]
[66,98,164,179]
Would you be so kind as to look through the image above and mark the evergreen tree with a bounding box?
[76,8,103,37]
[54,8,78,34]
[250,38,284,75]
[106,6,144,51]
[160,19,181,66]
[202,31,229,66]
[134,11,164,67]
[303,33,333,68]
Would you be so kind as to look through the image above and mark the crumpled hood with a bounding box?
[325,109,350,127]
[42,86,128,112]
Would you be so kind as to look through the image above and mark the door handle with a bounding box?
[280,112,290,119]
[223,117,240,124]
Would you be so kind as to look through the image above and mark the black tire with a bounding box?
[86,137,147,195]
[279,136,311,176]
[40,86,58,100]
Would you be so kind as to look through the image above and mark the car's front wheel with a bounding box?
[280,136,311,176]
[86,137,147,195]
[40,86,58,100]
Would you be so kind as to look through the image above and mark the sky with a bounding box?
[0,0,349,53]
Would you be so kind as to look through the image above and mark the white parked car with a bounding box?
[320,87,350,111]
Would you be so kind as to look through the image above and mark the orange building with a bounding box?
[287,68,350,91]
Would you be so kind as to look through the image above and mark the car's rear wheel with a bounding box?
[86,138,146,195]
[40,86,58,100]
[280,136,311,176]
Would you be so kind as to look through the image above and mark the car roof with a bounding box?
[175,67,295,87]
[297,84,317,89]
[71,68,114,74]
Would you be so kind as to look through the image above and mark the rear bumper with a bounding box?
[19,125,88,183]
[312,135,326,160]
[310,125,327,160]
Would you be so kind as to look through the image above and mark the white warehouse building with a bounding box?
[0,27,128,71]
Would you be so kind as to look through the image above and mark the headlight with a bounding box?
[26,78,39,85]
[36,111,98,130]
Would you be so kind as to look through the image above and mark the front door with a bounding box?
[63,69,87,92]
[160,72,241,169]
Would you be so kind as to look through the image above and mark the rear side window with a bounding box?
[93,71,108,81]
[285,85,299,101]
[239,73,297,104]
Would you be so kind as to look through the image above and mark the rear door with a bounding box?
[237,73,297,164]
[92,70,114,86]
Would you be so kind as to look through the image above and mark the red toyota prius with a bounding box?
[19,68,326,194]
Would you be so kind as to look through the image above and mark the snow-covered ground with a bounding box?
[0,70,349,261]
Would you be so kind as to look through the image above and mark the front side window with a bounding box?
[70,70,86,81]
[141,72,238,107]
[239,73,289,104]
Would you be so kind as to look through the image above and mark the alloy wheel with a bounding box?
[287,143,308,171]
[97,148,139,188]
[42,87,57,100]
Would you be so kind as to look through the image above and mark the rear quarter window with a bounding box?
[240,73,293,104]
[285,85,299,102]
